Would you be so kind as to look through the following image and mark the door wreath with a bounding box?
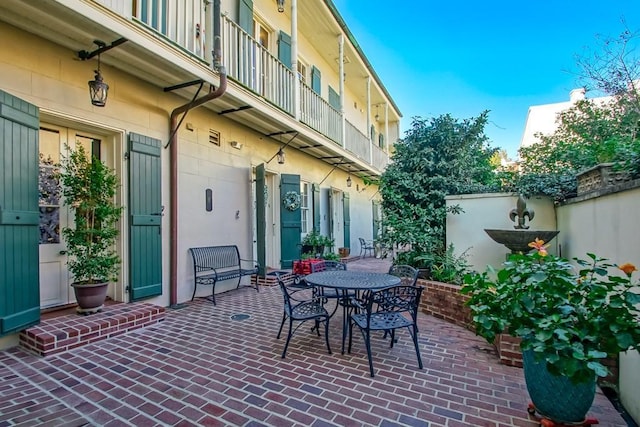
[282,191,301,211]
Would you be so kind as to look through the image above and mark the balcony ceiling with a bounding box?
[0,0,384,178]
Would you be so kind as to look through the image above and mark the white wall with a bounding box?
[446,193,557,272]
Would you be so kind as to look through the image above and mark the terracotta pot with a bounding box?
[71,281,109,314]
[338,247,350,257]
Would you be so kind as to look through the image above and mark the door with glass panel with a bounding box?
[38,126,101,308]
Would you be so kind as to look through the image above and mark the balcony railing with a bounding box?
[344,121,370,162]
[372,145,389,171]
[299,84,342,144]
[99,2,389,171]
[222,18,295,115]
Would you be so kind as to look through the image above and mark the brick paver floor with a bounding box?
[0,258,627,426]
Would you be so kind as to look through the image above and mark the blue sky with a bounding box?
[332,0,638,159]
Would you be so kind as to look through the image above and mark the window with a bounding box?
[297,60,307,84]
[300,182,312,235]
[254,17,272,50]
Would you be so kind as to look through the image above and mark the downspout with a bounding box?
[169,0,226,307]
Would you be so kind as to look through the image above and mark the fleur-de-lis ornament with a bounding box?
[509,194,535,229]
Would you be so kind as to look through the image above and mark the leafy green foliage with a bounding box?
[415,244,471,285]
[462,249,640,385]
[379,112,499,266]
[512,27,640,201]
[300,230,335,259]
[59,145,122,284]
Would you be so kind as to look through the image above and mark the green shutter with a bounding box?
[372,200,381,239]
[238,0,253,34]
[0,90,40,336]
[278,31,292,69]
[311,66,322,95]
[343,192,350,249]
[128,133,162,301]
[280,174,301,268]
[255,164,266,276]
[328,86,340,110]
[312,183,320,232]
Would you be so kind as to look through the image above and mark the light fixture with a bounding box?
[277,148,285,164]
[277,0,285,12]
[346,175,352,187]
[88,50,109,107]
[374,104,380,121]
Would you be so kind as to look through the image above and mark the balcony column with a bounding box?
[384,103,389,154]
[339,33,345,147]
[291,0,300,120]
[367,76,373,164]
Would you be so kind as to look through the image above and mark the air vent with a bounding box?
[209,129,220,146]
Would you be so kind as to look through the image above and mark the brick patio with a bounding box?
[0,259,627,426]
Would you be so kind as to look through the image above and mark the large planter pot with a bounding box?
[71,282,109,314]
[523,349,596,423]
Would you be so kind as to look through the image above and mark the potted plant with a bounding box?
[59,145,122,314]
[462,239,640,424]
[301,230,334,258]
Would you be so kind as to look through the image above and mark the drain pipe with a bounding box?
[169,0,226,307]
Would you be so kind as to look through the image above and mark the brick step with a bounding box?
[20,302,165,357]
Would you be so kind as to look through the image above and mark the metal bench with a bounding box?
[188,245,259,305]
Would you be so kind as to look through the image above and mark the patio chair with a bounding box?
[381,264,420,340]
[388,264,419,286]
[358,237,375,259]
[276,277,332,358]
[310,260,351,312]
[348,284,424,377]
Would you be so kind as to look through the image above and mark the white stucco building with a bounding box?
[0,0,399,347]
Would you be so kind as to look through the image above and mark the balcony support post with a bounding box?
[339,33,346,147]
[291,0,300,120]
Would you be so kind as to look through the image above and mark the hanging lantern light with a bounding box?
[277,148,285,164]
[277,0,285,13]
[88,54,109,107]
[346,175,352,187]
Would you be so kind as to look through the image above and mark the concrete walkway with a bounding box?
[0,257,627,426]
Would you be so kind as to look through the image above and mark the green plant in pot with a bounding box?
[301,230,334,258]
[462,239,640,424]
[59,145,122,314]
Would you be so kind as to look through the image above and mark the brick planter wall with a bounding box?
[418,279,524,367]
[418,280,619,383]
[418,279,473,330]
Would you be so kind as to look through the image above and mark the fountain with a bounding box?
[484,195,559,253]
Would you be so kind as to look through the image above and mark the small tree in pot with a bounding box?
[59,145,122,314]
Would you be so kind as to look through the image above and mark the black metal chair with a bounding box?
[381,265,420,340]
[348,285,424,377]
[276,276,331,358]
[388,264,419,286]
[358,238,375,259]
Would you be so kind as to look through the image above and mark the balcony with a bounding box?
[221,16,390,172]
[3,0,392,174]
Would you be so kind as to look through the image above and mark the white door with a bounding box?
[265,172,279,269]
[38,126,70,308]
[331,189,344,250]
[38,126,102,308]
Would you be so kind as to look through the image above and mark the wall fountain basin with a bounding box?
[484,229,560,253]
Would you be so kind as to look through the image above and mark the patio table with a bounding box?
[304,270,401,353]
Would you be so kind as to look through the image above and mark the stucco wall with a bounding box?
[0,21,379,312]
[446,193,557,273]
[556,185,640,423]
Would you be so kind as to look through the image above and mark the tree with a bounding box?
[379,112,498,267]
[516,26,640,200]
